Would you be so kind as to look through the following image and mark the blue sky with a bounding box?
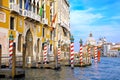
[69,0,120,52]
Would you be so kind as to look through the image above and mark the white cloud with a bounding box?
[69,0,120,51]
[70,8,104,26]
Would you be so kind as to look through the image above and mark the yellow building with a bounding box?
[0,0,70,67]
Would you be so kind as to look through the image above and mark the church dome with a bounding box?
[86,33,96,46]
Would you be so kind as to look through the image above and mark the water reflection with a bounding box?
[1,57,120,80]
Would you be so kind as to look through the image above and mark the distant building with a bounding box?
[86,33,96,46]
[109,43,120,57]
[102,43,112,56]
[101,43,120,57]
[85,33,97,57]
[98,37,107,47]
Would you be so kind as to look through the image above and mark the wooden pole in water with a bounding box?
[43,41,47,64]
[70,42,74,69]
[97,50,101,62]
[12,43,16,78]
[79,39,83,66]
[70,35,74,69]
[23,44,26,69]
[88,47,91,64]
[94,46,98,63]
[0,44,1,69]
[9,33,14,68]
[58,40,61,63]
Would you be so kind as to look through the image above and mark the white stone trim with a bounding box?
[0,11,6,23]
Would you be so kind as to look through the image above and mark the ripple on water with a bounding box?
[2,57,120,80]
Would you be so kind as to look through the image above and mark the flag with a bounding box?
[39,5,43,16]
[25,0,29,10]
[39,0,49,16]
[52,13,57,23]
[51,13,57,28]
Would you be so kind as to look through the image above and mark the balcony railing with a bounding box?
[23,10,41,22]
[42,18,48,25]
[36,15,41,22]
[27,11,31,18]
[61,21,70,31]
[23,10,27,16]
[10,3,41,22]
[9,3,19,13]
[32,13,36,20]
[19,8,23,15]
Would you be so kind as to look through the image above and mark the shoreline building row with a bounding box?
[81,33,120,59]
[0,0,70,67]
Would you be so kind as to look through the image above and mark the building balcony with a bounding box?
[36,15,41,22]
[27,10,31,18]
[23,10,41,22]
[19,8,23,16]
[9,3,19,13]
[61,21,70,31]
[42,18,48,25]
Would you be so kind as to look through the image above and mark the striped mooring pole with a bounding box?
[94,46,98,63]
[88,47,91,64]
[57,40,61,62]
[58,47,61,62]
[9,33,14,68]
[79,39,83,66]
[43,42,47,64]
[70,35,74,69]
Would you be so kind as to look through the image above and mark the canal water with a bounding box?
[1,57,120,80]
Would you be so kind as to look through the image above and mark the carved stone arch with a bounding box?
[25,29,33,66]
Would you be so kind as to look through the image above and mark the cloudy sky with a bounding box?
[69,0,120,52]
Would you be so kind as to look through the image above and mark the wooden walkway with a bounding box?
[0,68,25,78]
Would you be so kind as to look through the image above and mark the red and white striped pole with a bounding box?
[9,33,14,68]
[70,42,74,68]
[79,39,83,66]
[88,47,91,64]
[43,43,47,64]
[58,47,61,62]
[70,35,74,69]
[94,46,98,63]
[80,44,83,66]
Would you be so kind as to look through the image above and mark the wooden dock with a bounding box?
[0,68,25,78]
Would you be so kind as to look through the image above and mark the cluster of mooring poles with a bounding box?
[0,34,101,78]
[68,36,101,69]
[37,35,101,69]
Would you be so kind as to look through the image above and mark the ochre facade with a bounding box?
[0,0,70,67]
